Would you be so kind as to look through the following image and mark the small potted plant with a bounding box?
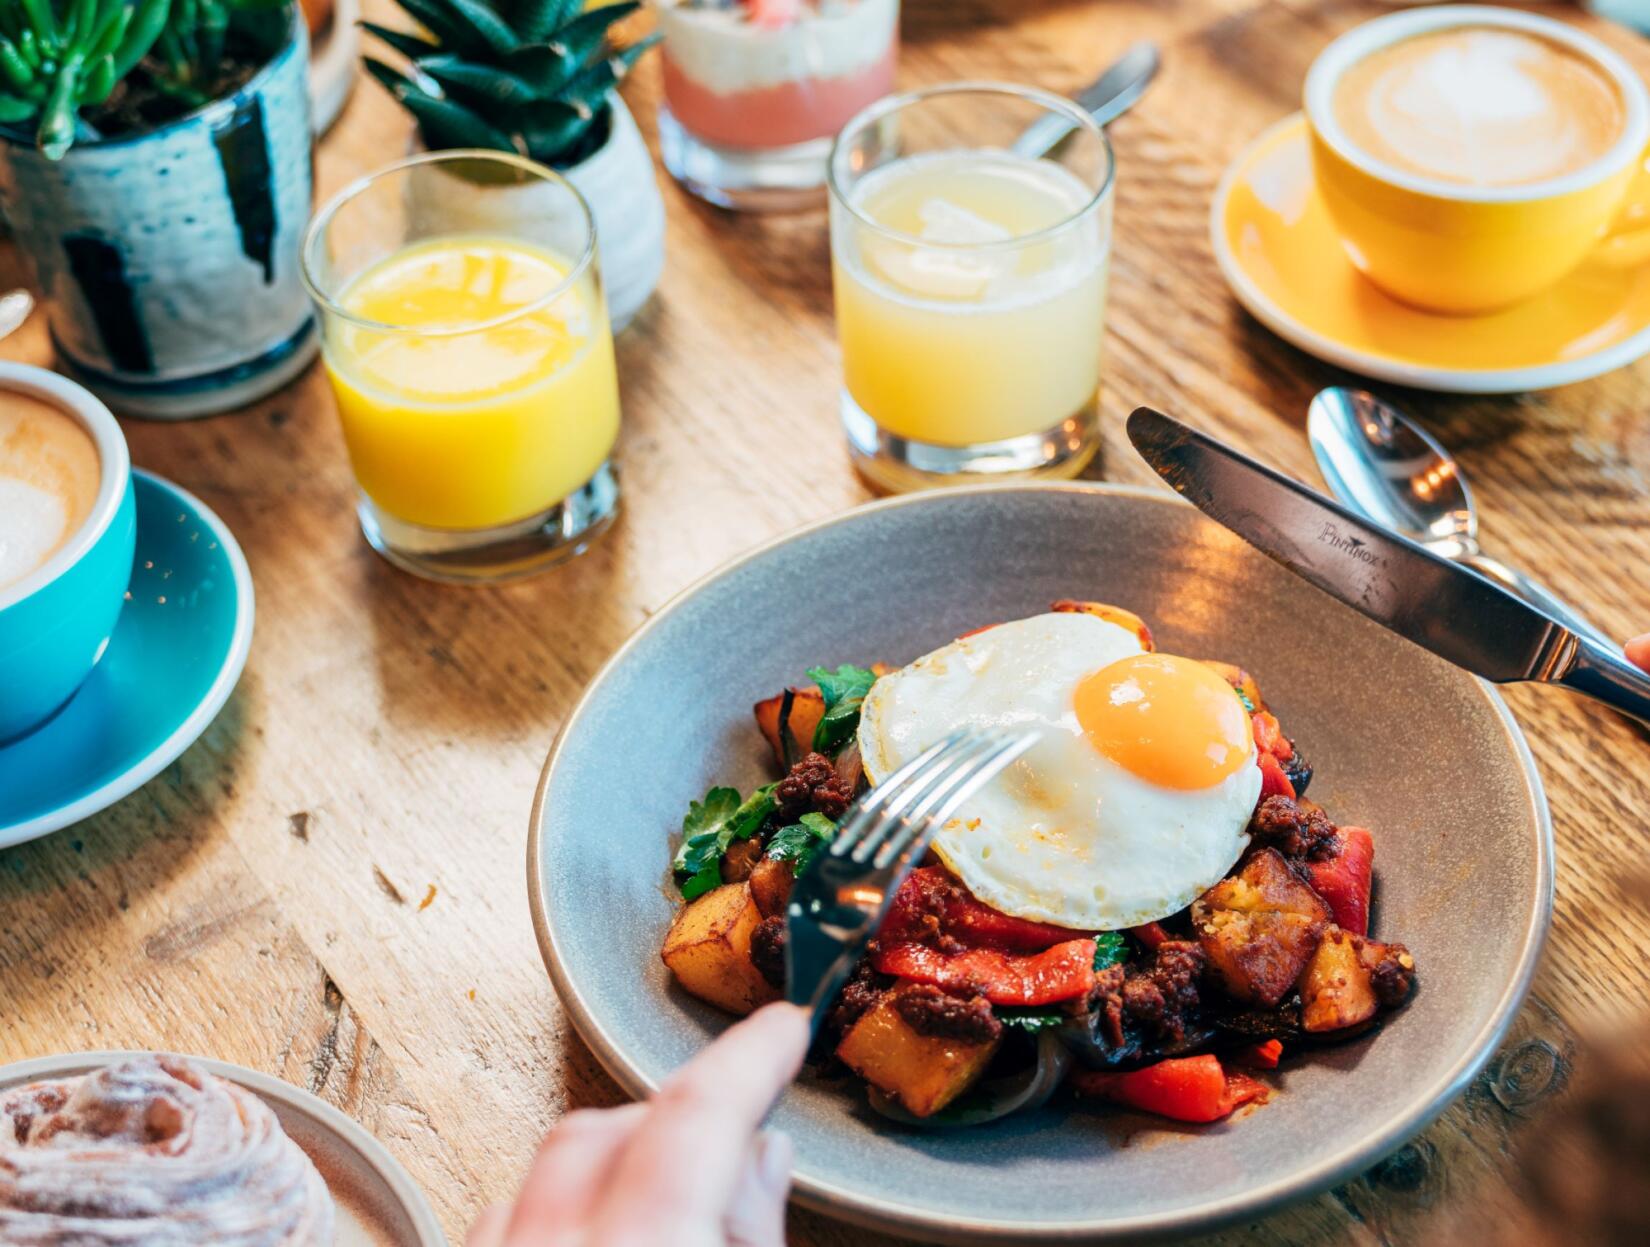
[0,1,317,419]
[363,0,665,330]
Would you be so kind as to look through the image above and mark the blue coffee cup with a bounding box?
[0,365,137,742]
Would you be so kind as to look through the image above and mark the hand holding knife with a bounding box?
[1127,407,1650,729]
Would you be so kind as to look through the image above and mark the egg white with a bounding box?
[857,612,1260,931]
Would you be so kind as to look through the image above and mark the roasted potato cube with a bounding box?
[1201,660,1264,712]
[1300,927,1416,1034]
[754,688,825,768]
[749,856,795,919]
[836,987,1001,1118]
[661,883,779,1015]
[720,838,762,884]
[1051,600,1154,651]
[1193,849,1329,1007]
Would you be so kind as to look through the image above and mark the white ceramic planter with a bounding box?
[567,94,666,331]
[409,93,665,331]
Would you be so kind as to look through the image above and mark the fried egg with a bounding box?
[857,611,1260,930]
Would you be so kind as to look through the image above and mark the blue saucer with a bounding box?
[0,470,254,848]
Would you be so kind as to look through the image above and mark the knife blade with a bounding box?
[1126,407,1575,684]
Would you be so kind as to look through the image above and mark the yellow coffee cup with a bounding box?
[1304,4,1650,315]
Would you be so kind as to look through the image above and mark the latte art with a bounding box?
[0,395,100,592]
[1333,28,1625,187]
[0,1057,335,1245]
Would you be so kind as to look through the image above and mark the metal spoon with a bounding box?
[1307,387,1612,649]
[1013,41,1161,159]
[0,289,32,340]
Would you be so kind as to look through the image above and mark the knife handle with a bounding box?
[1560,635,1650,729]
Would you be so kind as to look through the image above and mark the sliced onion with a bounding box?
[866,1031,1072,1129]
[833,741,864,792]
[1057,1015,1219,1070]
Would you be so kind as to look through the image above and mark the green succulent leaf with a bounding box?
[557,34,654,111]
[0,91,35,123]
[81,51,115,104]
[19,0,57,48]
[38,54,83,160]
[0,39,35,93]
[507,0,583,44]
[499,41,578,97]
[393,0,518,58]
[364,56,517,152]
[112,0,172,80]
[515,97,597,165]
[359,19,442,63]
[418,53,541,112]
[88,4,133,61]
[548,3,637,64]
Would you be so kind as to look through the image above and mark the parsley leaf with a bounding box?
[1232,685,1256,713]
[766,812,836,873]
[995,1006,1067,1033]
[807,664,878,754]
[1094,931,1127,971]
[672,783,777,900]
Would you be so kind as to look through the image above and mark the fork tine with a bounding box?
[828,730,978,858]
[847,732,1003,864]
[871,730,1039,870]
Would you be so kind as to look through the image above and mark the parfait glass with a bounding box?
[828,83,1115,492]
[301,151,621,583]
[655,0,901,209]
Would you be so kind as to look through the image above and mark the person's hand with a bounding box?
[466,1002,811,1247]
[1629,633,1650,673]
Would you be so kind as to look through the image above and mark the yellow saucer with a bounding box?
[1212,114,1650,393]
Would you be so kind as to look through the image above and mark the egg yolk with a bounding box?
[1074,653,1253,789]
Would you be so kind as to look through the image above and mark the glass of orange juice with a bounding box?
[828,84,1115,492]
[300,151,620,582]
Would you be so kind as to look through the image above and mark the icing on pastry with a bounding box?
[0,1056,335,1245]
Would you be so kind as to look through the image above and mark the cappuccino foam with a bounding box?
[1333,28,1625,187]
[0,393,101,592]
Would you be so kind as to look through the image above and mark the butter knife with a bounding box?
[1127,407,1650,728]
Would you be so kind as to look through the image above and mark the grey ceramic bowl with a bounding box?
[528,483,1551,1244]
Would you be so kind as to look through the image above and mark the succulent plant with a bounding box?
[364,0,657,170]
[0,0,289,160]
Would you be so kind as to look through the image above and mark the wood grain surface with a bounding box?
[3,2,1648,1244]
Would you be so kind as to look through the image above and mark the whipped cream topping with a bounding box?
[657,0,899,95]
[0,1058,336,1246]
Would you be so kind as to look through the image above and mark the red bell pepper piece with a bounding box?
[1257,750,1296,800]
[1129,920,1171,951]
[1072,1054,1266,1123]
[873,938,1097,1006]
[1305,825,1374,936]
[1251,710,1294,761]
[882,866,1088,952]
[1232,1039,1283,1069]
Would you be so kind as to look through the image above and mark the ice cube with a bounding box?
[916,198,1014,245]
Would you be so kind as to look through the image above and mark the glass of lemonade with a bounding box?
[828,83,1115,491]
[301,151,620,583]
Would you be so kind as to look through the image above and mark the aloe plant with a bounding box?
[364,0,658,170]
[0,0,288,160]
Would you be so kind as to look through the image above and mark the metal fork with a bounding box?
[784,727,1040,1031]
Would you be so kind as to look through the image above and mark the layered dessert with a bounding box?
[0,1057,335,1245]
[657,0,900,150]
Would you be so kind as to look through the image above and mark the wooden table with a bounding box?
[4,2,1648,1242]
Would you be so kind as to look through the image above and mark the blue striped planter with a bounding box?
[0,12,316,419]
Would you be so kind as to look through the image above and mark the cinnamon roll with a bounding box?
[0,1055,335,1245]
